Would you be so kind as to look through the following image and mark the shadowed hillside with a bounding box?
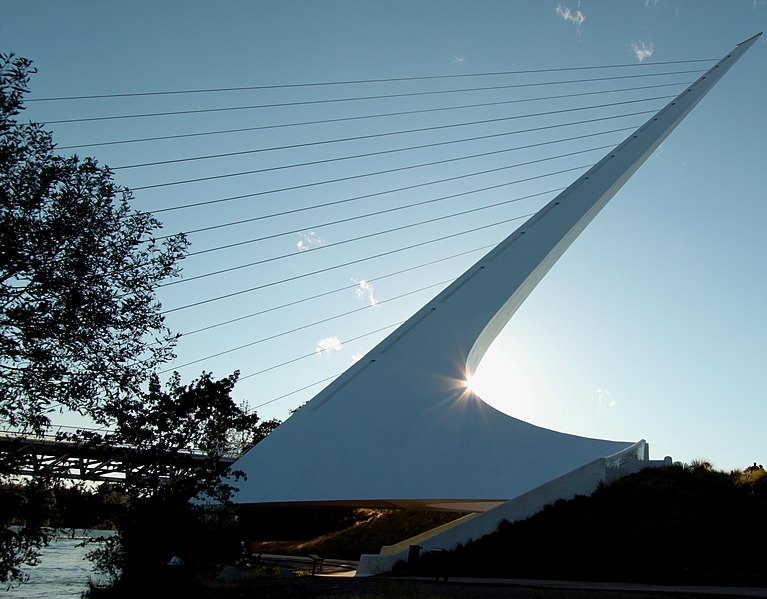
[423,463,767,586]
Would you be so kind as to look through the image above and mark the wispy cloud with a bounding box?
[632,41,655,62]
[452,56,465,64]
[297,230,324,252]
[592,387,617,412]
[350,352,364,365]
[555,4,586,30]
[644,0,661,6]
[754,0,767,7]
[353,279,378,307]
[315,336,343,355]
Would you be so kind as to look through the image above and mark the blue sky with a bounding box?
[3,1,765,472]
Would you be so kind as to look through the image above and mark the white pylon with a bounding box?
[229,34,760,511]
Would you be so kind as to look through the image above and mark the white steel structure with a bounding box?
[229,35,760,511]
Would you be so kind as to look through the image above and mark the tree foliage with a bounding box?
[84,371,279,587]
[1,369,280,586]
[0,53,281,590]
[0,478,53,587]
[0,53,188,434]
[91,370,277,500]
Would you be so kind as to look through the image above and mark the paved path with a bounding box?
[251,555,767,597]
[407,577,767,597]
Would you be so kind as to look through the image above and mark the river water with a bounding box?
[8,530,114,598]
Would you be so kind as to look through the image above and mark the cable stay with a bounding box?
[163,278,452,373]
[248,373,344,410]
[58,80,690,150]
[134,109,654,191]
[41,71,702,126]
[163,125,632,243]
[182,243,496,336]
[238,322,403,381]
[145,112,646,205]
[113,95,672,171]
[161,156,597,287]
[161,211,535,315]
[28,58,715,102]
[187,184,563,257]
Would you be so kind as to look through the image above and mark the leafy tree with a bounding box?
[0,53,188,435]
[0,53,280,590]
[0,478,54,587]
[0,524,50,588]
[98,370,275,500]
[84,371,279,589]
[0,51,187,585]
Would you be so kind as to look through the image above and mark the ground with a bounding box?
[201,577,767,598]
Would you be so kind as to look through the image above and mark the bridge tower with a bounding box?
[228,35,760,511]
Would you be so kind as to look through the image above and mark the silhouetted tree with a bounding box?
[0,53,279,590]
[0,52,187,585]
[0,53,188,435]
[85,371,279,589]
[0,478,55,587]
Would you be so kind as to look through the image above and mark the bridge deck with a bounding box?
[0,431,237,483]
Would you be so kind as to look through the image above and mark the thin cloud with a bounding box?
[297,230,324,252]
[592,387,617,412]
[632,41,655,62]
[315,336,343,355]
[754,0,767,7]
[350,352,364,365]
[452,56,465,64]
[555,4,586,30]
[353,279,378,307]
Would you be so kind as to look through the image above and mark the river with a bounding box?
[7,530,114,598]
